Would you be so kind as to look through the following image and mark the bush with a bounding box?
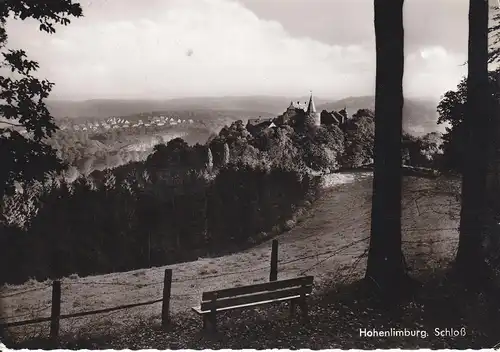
[341,111,375,168]
[284,219,297,231]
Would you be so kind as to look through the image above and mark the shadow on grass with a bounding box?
[7,268,500,350]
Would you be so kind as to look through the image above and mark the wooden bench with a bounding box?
[191,276,314,331]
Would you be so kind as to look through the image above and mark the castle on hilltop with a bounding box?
[276,92,321,127]
[246,92,349,133]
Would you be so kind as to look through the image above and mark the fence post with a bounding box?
[162,269,172,329]
[270,239,278,282]
[50,280,61,342]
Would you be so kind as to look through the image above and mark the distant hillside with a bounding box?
[317,96,376,114]
[46,96,328,120]
[317,96,441,136]
[149,96,328,114]
[46,95,441,136]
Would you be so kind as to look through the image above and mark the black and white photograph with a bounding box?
[1,0,500,349]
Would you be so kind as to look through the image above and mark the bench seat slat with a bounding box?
[200,285,312,311]
[192,293,310,315]
[202,276,314,301]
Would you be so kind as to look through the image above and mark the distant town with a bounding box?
[16,115,198,135]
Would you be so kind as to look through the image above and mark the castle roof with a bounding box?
[306,92,317,115]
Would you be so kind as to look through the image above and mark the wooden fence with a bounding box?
[0,239,280,342]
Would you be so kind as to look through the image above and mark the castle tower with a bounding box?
[339,106,348,125]
[306,91,321,127]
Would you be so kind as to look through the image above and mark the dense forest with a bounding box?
[0,106,443,284]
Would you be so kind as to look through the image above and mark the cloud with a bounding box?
[405,46,467,98]
[3,0,467,100]
[3,0,375,99]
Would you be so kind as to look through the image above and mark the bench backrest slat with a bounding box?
[202,276,314,301]
[200,284,312,311]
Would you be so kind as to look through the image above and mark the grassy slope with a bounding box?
[1,172,460,342]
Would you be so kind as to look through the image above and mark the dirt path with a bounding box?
[1,172,460,339]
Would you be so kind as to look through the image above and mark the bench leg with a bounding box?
[290,299,297,318]
[209,312,217,332]
[202,314,217,332]
[299,296,309,323]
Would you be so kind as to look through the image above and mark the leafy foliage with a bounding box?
[402,132,443,168]
[341,110,375,168]
[300,125,345,172]
[0,0,82,197]
[146,138,190,169]
[437,70,500,172]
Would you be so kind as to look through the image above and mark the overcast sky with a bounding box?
[3,0,480,101]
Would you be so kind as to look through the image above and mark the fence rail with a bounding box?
[0,236,392,338]
[0,268,174,341]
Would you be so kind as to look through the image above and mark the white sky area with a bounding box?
[2,0,485,101]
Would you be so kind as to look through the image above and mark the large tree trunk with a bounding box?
[455,0,491,285]
[365,0,408,295]
[487,73,500,210]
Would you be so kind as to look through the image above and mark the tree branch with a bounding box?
[0,120,22,127]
